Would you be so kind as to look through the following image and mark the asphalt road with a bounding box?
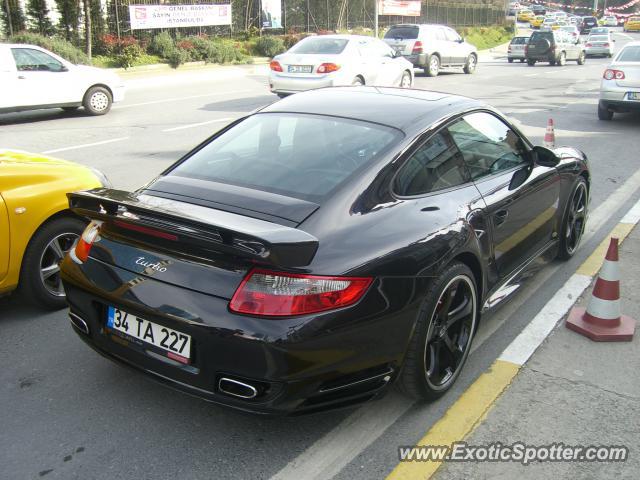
[1,29,640,480]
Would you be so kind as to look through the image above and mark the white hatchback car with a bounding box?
[0,44,125,115]
[269,35,414,97]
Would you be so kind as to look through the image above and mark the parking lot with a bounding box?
[2,27,640,480]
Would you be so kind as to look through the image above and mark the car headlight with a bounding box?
[89,167,112,188]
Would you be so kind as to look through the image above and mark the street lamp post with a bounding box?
[374,0,379,38]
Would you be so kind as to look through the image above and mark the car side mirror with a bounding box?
[457,38,464,43]
[532,146,560,167]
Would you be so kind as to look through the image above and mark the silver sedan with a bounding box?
[598,41,640,120]
[269,35,414,97]
[585,33,615,58]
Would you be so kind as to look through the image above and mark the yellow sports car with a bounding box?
[517,9,534,22]
[0,150,108,308]
[624,17,640,32]
[530,15,545,28]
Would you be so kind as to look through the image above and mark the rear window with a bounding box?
[384,26,419,40]
[617,45,640,62]
[169,113,402,202]
[510,37,528,45]
[583,17,597,24]
[530,31,553,41]
[289,37,349,55]
[589,36,608,42]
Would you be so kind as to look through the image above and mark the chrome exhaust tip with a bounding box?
[218,377,258,399]
[69,312,90,335]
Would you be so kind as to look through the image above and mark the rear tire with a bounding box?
[527,59,536,66]
[577,51,586,65]
[520,58,525,63]
[400,70,412,88]
[397,262,478,401]
[463,53,477,74]
[598,102,614,121]
[508,58,514,63]
[19,216,86,310]
[83,86,112,116]
[425,55,440,77]
[557,178,588,260]
[558,52,566,66]
[352,76,364,86]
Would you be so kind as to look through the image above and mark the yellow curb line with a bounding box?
[387,360,520,480]
[386,212,639,480]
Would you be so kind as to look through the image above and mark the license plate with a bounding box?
[107,306,191,363]
[628,92,639,101]
[288,65,312,73]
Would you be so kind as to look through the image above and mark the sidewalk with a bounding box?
[435,224,640,479]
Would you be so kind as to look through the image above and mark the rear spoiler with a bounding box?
[68,189,319,268]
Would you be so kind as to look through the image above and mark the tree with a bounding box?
[27,0,54,35]
[83,0,91,58]
[1,0,27,36]
[55,0,80,42]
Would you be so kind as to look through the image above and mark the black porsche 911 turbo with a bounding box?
[61,87,589,415]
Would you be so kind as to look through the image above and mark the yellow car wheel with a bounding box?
[20,216,86,309]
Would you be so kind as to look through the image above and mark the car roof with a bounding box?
[259,87,484,133]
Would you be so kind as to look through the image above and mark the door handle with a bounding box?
[495,210,509,226]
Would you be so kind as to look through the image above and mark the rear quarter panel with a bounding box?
[0,154,101,293]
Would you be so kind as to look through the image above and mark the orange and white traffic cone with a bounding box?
[566,237,636,341]
[544,118,555,148]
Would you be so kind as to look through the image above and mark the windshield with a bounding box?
[289,37,349,55]
[384,26,419,40]
[617,45,640,62]
[169,113,402,202]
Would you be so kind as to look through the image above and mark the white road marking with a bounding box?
[524,73,540,77]
[113,90,255,109]
[499,273,592,365]
[162,117,233,132]
[270,392,413,480]
[614,32,635,40]
[268,169,640,480]
[42,136,130,154]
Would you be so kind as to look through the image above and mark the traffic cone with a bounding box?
[544,118,555,148]
[566,238,636,341]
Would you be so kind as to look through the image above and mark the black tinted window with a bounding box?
[170,113,402,202]
[395,130,470,196]
[290,37,349,54]
[530,31,553,42]
[511,37,528,45]
[384,26,419,39]
[448,113,528,181]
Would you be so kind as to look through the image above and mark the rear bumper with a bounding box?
[585,47,612,56]
[61,256,421,415]
[269,73,337,94]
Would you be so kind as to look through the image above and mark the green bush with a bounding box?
[255,36,285,57]
[8,32,91,65]
[115,43,144,69]
[167,47,189,68]
[149,31,175,59]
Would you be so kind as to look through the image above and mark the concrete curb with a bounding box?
[386,195,640,480]
[112,56,270,78]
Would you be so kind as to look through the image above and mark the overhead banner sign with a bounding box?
[129,4,232,30]
[261,0,282,28]
[378,0,421,16]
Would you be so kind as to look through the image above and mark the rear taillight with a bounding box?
[270,60,283,72]
[412,41,423,54]
[524,45,528,55]
[586,43,593,47]
[603,43,610,47]
[71,220,102,264]
[229,268,373,316]
[317,63,340,74]
[604,69,625,80]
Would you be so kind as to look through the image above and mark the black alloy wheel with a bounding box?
[558,179,588,259]
[398,262,477,400]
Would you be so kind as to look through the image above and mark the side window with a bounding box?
[11,48,64,72]
[395,129,470,196]
[435,28,447,41]
[448,112,528,181]
[444,28,461,42]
